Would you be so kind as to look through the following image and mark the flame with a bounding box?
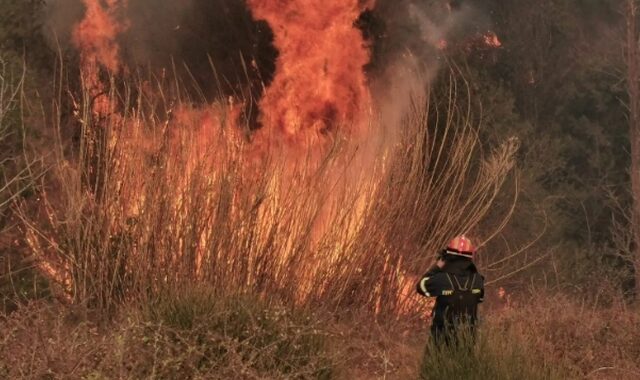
[60,0,403,310]
[71,0,376,148]
[483,31,502,48]
[498,287,513,310]
[67,0,150,290]
[436,31,502,53]
[72,0,128,116]
[248,0,375,148]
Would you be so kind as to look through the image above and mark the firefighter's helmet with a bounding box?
[445,235,476,258]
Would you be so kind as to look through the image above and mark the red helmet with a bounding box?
[445,235,476,258]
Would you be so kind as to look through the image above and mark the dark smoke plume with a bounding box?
[46,0,277,103]
[361,0,492,130]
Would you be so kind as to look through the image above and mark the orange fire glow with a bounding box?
[438,30,503,53]
[72,0,128,116]
[72,0,376,149]
[483,31,502,48]
[63,0,387,304]
[248,0,375,148]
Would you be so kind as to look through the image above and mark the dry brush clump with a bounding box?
[0,293,334,379]
[0,57,38,228]
[488,291,640,379]
[416,288,640,380]
[1,57,48,313]
[419,326,565,380]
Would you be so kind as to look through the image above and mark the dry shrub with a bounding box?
[326,314,428,379]
[0,56,41,225]
[0,302,106,379]
[139,287,333,379]
[1,57,48,313]
[491,292,640,379]
[0,293,334,379]
[419,326,565,380]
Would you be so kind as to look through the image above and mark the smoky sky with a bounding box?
[45,0,489,111]
[46,0,277,103]
[367,0,492,71]
[123,0,277,102]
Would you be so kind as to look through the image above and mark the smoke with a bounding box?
[45,0,277,103]
[44,0,86,50]
[366,0,492,131]
[43,0,490,137]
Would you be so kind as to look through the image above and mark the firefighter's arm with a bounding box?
[416,271,446,297]
[416,253,447,297]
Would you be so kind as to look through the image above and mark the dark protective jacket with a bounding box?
[416,256,484,334]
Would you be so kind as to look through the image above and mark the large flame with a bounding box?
[72,0,128,116]
[71,0,376,148]
[248,0,375,147]
[59,0,424,313]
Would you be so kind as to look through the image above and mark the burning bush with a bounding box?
[19,68,518,316]
[16,0,521,320]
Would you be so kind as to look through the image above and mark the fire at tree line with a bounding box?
[1,1,640,379]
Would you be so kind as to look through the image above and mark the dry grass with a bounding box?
[3,287,639,379]
[2,64,531,378]
[0,294,334,379]
[491,292,640,379]
[1,56,48,313]
[419,327,565,380]
[0,57,38,226]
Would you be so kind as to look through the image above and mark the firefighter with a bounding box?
[416,235,485,345]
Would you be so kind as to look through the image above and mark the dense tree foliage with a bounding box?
[437,0,635,293]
